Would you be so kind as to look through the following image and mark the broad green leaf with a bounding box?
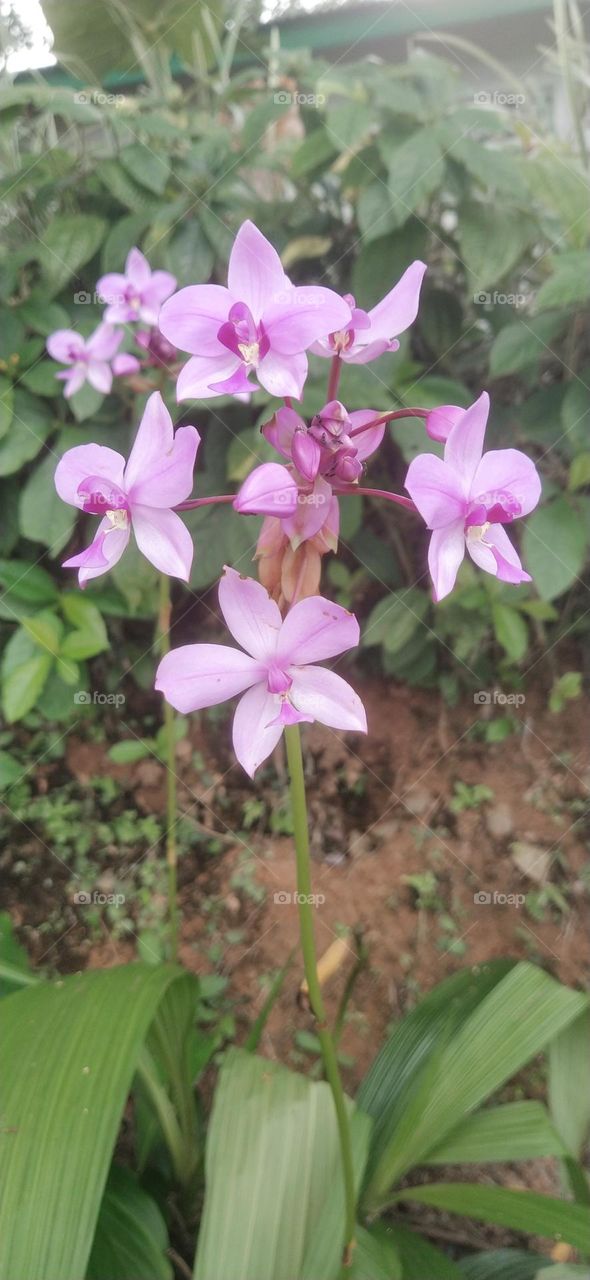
[425,1101,566,1164]
[69,382,105,423]
[0,912,36,996]
[387,1222,462,1279]
[194,1048,371,1280]
[40,214,107,294]
[568,453,590,491]
[363,588,429,653]
[0,964,185,1280]
[522,497,588,601]
[87,1166,172,1280]
[385,128,444,224]
[362,962,587,1202]
[0,558,58,612]
[326,100,373,150]
[60,594,109,660]
[2,651,53,721]
[166,220,214,286]
[22,609,64,654]
[0,391,52,476]
[350,1224,402,1279]
[451,138,528,199]
[20,361,62,397]
[459,1249,564,1279]
[489,315,565,378]
[357,183,400,244]
[458,201,536,291]
[395,1183,590,1253]
[351,220,427,310]
[549,1010,590,1160]
[291,129,338,178]
[492,602,528,662]
[0,374,14,439]
[19,453,76,554]
[108,740,152,764]
[0,750,22,790]
[535,254,590,312]
[561,382,590,457]
[119,145,170,196]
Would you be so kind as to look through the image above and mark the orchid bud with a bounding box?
[233,463,298,517]
[426,404,464,443]
[291,430,321,482]
[112,353,141,377]
[334,450,363,483]
[311,400,351,443]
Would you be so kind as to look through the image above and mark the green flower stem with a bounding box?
[284,723,356,1267]
[157,572,178,961]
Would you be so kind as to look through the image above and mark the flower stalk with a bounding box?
[157,572,179,961]
[284,722,357,1269]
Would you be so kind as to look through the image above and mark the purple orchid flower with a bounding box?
[155,567,367,777]
[54,392,199,586]
[46,324,123,398]
[97,248,176,326]
[311,260,427,364]
[158,220,352,401]
[405,391,541,601]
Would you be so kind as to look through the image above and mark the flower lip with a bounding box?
[77,475,129,516]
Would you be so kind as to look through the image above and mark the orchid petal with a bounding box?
[232,683,284,777]
[341,338,395,364]
[132,506,194,581]
[218,566,282,660]
[426,405,465,444]
[283,476,333,548]
[262,408,304,459]
[55,444,126,508]
[156,644,263,714]
[63,366,87,398]
[125,391,199,506]
[277,596,359,666]
[467,524,531,584]
[176,351,240,400]
[349,410,385,461]
[234,463,299,517]
[46,329,83,363]
[257,349,308,399]
[263,287,352,354]
[428,521,466,601]
[367,260,427,342]
[125,247,151,286]
[86,361,113,394]
[86,324,123,360]
[471,448,541,518]
[64,519,129,586]
[227,220,289,322]
[124,392,171,490]
[444,391,489,489]
[405,454,466,528]
[289,665,367,733]
[112,353,141,376]
[158,285,232,355]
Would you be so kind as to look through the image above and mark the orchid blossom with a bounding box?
[155,567,367,777]
[97,248,176,326]
[311,260,427,364]
[47,323,123,398]
[54,392,199,586]
[405,391,541,601]
[158,220,351,400]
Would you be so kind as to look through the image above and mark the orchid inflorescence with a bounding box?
[49,220,541,775]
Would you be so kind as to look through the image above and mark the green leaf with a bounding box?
[0,964,185,1280]
[350,1224,402,1279]
[22,609,64,655]
[0,558,58,610]
[357,183,400,244]
[19,452,76,554]
[0,749,22,790]
[395,1183,590,1253]
[166,219,214,286]
[69,381,104,423]
[387,1222,462,1279]
[459,1249,566,1279]
[0,911,36,996]
[361,962,587,1203]
[351,221,427,310]
[492,602,528,662]
[549,1010,590,1160]
[535,253,590,312]
[291,129,338,178]
[194,1048,371,1280]
[60,594,109,660]
[522,497,588,601]
[458,202,536,291]
[0,391,51,476]
[385,128,444,225]
[363,588,429,654]
[108,740,153,764]
[87,1166,172,1280]
[20,361,62,397]
[119,145,170,196]
[0,375,14,440]
[2,648,53,722]
[451,138,528,199]
[489,315,565,378]
[40,214,107,294]
[568,453,590,492]
[425,1101,566,1164]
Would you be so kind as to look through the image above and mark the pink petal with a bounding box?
[218,566,282,660]
[263,287,351,354]
[227,220,289,322]
[113,353,141,376]
[156,644,263,714]
[283,476,333,548]
[55,444,126,507]
[125,392,199,506]
[257,349,308,399]
[467,523,531,585]
[405,454,466,529]
[444,391,489,489]
[176,351,240,400]
[96,273,127,306]
[471,449,541,518]
[86,323,123,360]
[233,463,298,517]
[64,520,130,587]
[125,247,152,286]
[86,361,113,395]
[158,285,232,355]
[348,410,385,461]
[46,329,82,363]
[291,430,321,481]
[342,338,394,364]
[231,683,284,777]
[277,596,359,666]
[139,273,178,324]
[289,666,367,733]
[366,260,427,343]
[132,505,194,581]
[426,405,465,444]
[262,407,305,459]
[63,366,87,398]
[428,521,466,601]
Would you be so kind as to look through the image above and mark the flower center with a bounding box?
[217,302,269,367]
[466,521,491,544]
[237,340,260,366]
[106,509,130,531]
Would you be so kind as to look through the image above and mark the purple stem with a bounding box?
[349,407,429,439]
[335,484,417,512]
[327,354,342,401]
[174,494,235,511]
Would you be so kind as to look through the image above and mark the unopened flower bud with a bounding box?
[291,430,321,482]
